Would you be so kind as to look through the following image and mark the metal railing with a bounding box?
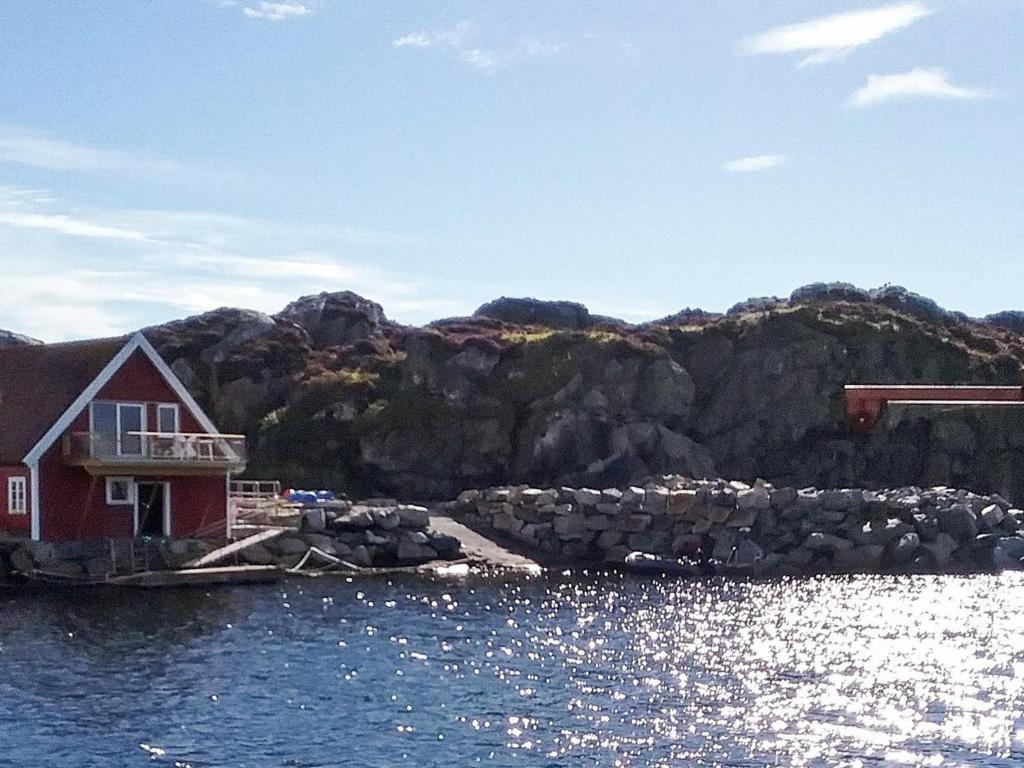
[230,479,281,499]
[65,431,246,466]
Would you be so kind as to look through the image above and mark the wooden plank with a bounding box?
[106,565,282,588]
[183,527,288,568]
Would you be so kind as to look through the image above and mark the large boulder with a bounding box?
[790,283,870,304]
[473,297,594,329]
[276,291,387,347]
[937,504,979,543]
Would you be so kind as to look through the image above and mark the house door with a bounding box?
[135,482,169,537]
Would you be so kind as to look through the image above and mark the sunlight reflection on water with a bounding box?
[556,574,1024,766]
[1,573,1023,766]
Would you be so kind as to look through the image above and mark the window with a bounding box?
[106,477,134,506]
[7,477,27,515]
[90,401,146,457]
[91,401,117,456]
[157,404,180,434]
[118,404,144,456]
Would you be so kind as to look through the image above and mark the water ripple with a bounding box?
[1,573,1023,766]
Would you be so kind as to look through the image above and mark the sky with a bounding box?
[0,1,1020,340]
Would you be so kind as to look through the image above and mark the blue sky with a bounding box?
[0,1,1019,340]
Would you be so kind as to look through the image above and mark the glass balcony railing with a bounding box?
[64,431,246,469]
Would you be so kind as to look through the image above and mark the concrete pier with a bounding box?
[428,515,542,573]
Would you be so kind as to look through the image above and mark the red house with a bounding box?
[0,332,246,542]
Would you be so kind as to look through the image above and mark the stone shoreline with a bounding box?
[442,476,1024,576]
[5,478,1024,582]
[0,500,463,582]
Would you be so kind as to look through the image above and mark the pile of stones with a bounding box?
[242,499,462,568]
[0,537,219,581]
[446,476,1024,575]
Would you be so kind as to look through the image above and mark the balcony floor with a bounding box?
[70,459,246,476]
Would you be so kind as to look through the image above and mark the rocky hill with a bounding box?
[10,283,1024,502]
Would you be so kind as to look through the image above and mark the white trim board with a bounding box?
[29,461,39,541]
[23,332,221,466]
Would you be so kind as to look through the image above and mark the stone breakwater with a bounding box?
[240,500,462,569]
[444,476,1024,575]
[0,501,462,582]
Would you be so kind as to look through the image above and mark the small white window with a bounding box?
[157,404,180,434]
[7,477,27,515]
[106,477,134,506]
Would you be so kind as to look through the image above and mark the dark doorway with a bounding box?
[136,482,167,537]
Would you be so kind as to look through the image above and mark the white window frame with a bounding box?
[7,477,27,515]
[90,401,147,457]
[105,476,135,506]
[157,403,180,434]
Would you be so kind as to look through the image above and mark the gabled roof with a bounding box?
[0,336,127,464]
[0,332,221,466]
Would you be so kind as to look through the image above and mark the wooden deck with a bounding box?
[105,565,282,588]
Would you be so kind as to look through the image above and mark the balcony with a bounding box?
[64,431,247,476]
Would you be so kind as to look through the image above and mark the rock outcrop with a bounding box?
[277,291,388,348]
[25,284,1024,504]
[145,307,310,434]
[0,329,41,347]
[474,297,595,329]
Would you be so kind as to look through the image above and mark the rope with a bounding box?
[287,546,360,573]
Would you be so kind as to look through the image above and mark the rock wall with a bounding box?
[0,538,219,581]
[239,501,461,569]
[0,501,462,581]
[249,290,1024,502]
[445,476,1024,575]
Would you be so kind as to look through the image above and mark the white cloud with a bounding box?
[849,67,994,107]
[0,127,251,187]
[459,49,498,72]
[392,21,473,49]
[0,188,456,340]
[724,154,788,173]
[0,211,151,241]
[242,2,310,21]
[391,21,559,73]
[741,3,930,67]
[0,127,187,176]
[516,39,562,59]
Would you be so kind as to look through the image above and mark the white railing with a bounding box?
[230,479,281,499]
[65,431,246,466]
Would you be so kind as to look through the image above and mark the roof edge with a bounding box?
[22,332,221,465]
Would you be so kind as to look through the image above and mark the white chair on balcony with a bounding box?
[171,434,199,461]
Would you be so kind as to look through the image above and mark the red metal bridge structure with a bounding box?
[844,382,1024,431]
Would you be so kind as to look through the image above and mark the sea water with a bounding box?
[1,572,1023,767]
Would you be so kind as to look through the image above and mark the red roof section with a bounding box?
[0,337,128,464]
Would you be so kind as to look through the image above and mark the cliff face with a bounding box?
[22,283,1021,502]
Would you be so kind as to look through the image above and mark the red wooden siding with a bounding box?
[168,476,227,538]
[93,349,205,433]
[34,348,229,542]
